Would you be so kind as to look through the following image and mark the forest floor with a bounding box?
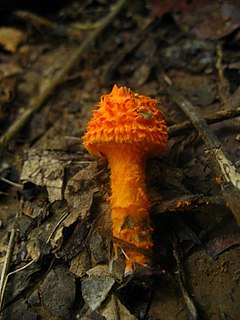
[0,1,240,319]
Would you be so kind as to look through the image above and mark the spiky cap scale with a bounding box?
[83,84,168,157]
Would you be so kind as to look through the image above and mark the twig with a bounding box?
[168,105,240,138]
[0,258,37,310]
[14,10,55,28]
[0,0,128,153]
[0,177,23,189]
[0,228,16,309]
[112,294,121,320]
[216,43,230,103]
[172,237,198,320]
[169,89,240,224]
[46,211,69,243]
[0,199,24,309]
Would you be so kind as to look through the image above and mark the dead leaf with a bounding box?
[0,62,22,80]
[149,0,240,40]
[176,1,240,40]
[81,265,115,311]
[99,294,137,320]
[26,239,41,261]
[21,149,71,203]
[40,265,76,318]
[0,27,26,53]
[51,188,96,251]
[70,250,91,278]
[54,163,102,259]
[206,233,240,259]
[2,299,38,320]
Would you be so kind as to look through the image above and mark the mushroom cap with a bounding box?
[83,85,168,157]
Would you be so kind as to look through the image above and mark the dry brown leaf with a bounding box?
[0,63,22,80]
[149,0,240,40]
[26,239,41,261]
[99,295,137,320]
[82,265,115,311]
[70,250,91,278]
[0,27,26,53]
[21,149,71,203]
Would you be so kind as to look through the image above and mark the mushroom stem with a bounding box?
[102,144,153,269]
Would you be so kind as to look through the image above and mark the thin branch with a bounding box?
[0,228,16,309]
[172,237,198,320]
[0,199,24,309]
[0,0,128,153]
[216,43,230,103]
[46,211,69,244]
[169,89,240,224]
[0,258,37,310]
[168,105,240,138]
[0,177,23,189]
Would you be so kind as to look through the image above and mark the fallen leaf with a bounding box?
[40,265,76,318]
[206,233,240,259]
[70,250,91,278]
[21,149,71,203]
[149,0,240,40]
[99,294,137,320]
[82,265,115,311]
[0,62,22,79]
[175,1,240,40]
[0,27,26,53]
[26,239,41,261]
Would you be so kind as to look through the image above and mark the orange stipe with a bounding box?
[83,85,168,272]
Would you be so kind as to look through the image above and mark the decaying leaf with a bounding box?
[206,233,240,259]
[0,27,26,53]
[99,294,137,320]
[2,298,38,320]
[4,261,41,305]
[150,0,240,40]
[0,63,23,80]
[70,250,91,278]
[40,264,76,318]
[81,265,115,311]
[26,239,41,261]
[176,1,240,40]
[21,149,71,203]
[64,163,100,223]
[49,162,103,257]
[51,186,97,248]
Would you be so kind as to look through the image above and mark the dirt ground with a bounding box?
[0,1,240,319]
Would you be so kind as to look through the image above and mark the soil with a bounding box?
[0,1,240,319]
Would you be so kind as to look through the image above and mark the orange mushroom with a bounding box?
[83,85,168,272]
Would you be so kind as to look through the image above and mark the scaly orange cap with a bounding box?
[83,84,168,157]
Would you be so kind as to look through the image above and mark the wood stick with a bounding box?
[0,228,16,309]
[170,90,240,224]
[168,106,240,137]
